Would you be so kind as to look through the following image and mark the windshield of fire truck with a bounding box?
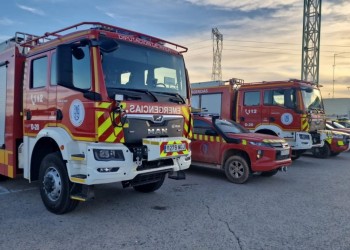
[301,88,324,111]
[101,40,187,100]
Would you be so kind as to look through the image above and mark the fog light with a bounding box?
[97,167,119,173]
[185,156,191,161]
[257,150,264,159]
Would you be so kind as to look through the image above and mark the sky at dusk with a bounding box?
[1,0,349,98]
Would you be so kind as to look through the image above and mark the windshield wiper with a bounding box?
[153,91,186,104]
[109,88,158,102]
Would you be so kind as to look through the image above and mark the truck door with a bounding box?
[237,90,261,130]
[23,55,52,135]
[262,89,298,129]
[192,119,221,164]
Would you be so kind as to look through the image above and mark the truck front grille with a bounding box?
[136,158,174,171]
[123,114,184,144]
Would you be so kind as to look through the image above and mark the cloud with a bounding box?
[16,4,45,16]
[0,18,14,26]
[185,0,299,12]
[105,12,115,18]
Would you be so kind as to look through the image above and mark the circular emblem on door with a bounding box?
[69,99,85,127]
[281,113,293,125]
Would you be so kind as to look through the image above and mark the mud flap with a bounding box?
[168,170,186,180]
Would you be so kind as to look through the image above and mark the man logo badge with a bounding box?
[153,115,163,123]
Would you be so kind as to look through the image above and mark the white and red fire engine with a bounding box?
[0,22,193,214]
[191,79,341,160]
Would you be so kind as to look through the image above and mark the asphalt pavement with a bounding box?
[1,152,350,250]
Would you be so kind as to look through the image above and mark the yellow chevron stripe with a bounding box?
[182,106,189,119]
[99,102,112,109]
[114,127,125,143]
[98,117,113,137]
[106,133,117,142]
[97,111,105,119]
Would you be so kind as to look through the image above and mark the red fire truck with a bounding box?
[0,22,193,214]
[191,79,333,160]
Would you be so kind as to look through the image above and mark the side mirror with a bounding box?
[56,44,73,88]
[100,39,119,53]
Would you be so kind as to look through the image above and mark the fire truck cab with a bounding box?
[192,79,329,160]
[0,22,192,214]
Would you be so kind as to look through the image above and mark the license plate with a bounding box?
[280,149,290,156]
[164,143,186,153]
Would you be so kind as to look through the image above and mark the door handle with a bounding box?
[56,109,63,120]
[240,117,245,122]
[26,110,32,120]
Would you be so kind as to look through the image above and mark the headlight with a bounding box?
[249,141,271,147]
[93,149,125,161]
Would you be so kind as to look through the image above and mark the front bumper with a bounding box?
[330,139,350,154]
[67,140,191,185]
[250,147,292,172]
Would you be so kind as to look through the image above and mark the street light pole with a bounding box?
[333,52,350,98]
[333,54,336,98]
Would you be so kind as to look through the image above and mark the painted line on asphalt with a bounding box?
[0,185,9,194]
[0,186,37,196]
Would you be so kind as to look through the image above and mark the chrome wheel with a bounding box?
[43,167,62,202]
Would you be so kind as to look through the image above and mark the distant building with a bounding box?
[323,98,350,119]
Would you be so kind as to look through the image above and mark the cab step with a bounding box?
[71,174,87,184]
[71,154,85,161]
[70,185,94,202]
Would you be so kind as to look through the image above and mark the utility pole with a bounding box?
[332,52,349,98]
[301,0,322,84]
[212,28,223,81]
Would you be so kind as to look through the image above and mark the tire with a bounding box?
[39,152,79,214]
[0,175,8,182]
[312,143,331,159]
[224,155,250,184]
[330,152,340,157]
[260,169,279,177]
[133,174,165,193]
[291,150,304,161]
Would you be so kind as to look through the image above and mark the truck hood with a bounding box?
[329,128,350,135]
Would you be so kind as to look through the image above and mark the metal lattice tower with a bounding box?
[212,28,223,81]
[301,0,322,84]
